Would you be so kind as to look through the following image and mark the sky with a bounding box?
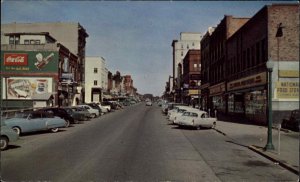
[1,1,296,96]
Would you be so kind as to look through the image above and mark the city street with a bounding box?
[1,103,298,181]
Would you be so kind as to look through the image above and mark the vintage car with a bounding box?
[37,107,75,127]
[176,110,216,129]
[172,107,200,125]
[77,105,100,118]
[3,111,66,135]
[63,107,87,123]
[146,101,152,106]
[281,109,300,132]
[1,122,19,150]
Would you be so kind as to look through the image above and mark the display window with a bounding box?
[245,90,267,123]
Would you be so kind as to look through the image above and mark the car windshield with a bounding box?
[178,109,186,113]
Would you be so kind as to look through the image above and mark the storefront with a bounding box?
[209,82,226,113]
[227,72,267,124]
[200,83,210,111]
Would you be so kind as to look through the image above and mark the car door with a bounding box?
[27,113,45,131]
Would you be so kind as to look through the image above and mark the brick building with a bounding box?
[226,4,299,124]
[1,32,79,108]
[2,22,89,104]
[182,50,201,105]
[201,15,249,112]
[201,3,299,124]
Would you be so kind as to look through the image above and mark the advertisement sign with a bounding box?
[3,77,52,100]
[209,82,226,96]
[227,72,266,91]
[276,82,299,99]
[4,53,28,66]
[1,51,58,73]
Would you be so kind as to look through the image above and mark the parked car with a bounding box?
[63,107,87,122]
[1,122,19,150]
[71,106,91,120]
[172,107,200,125]
[86,103,103,115]
[176,110,216,129]
[96,103,109,113]
[146,101,152,106]
[77,104,100,118]
[37,107,75,127]
[101,101,112,112]
[3,111,66,136]
[281,109,300,132]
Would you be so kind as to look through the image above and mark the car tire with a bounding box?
[65,120,70,128]
[0,136,9,151]
[92,113,96,118]
[74,120,80,124]
[50,128,59,133]
[12,126,21,136]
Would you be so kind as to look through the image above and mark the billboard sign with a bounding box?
[1,51,58,73]
[3,77,53,100]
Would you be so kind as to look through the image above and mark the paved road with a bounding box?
[1,103,298,181]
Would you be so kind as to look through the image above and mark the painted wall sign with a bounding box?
[276,81,299,99]
[4,53,28,66]
[1,51,58,73]
[227,72,266,91]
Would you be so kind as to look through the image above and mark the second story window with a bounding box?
[24,40,29,45]
[94,80,97,86]
[94,68,98,73]
[9,37,14,44]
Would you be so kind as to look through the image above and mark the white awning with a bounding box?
[32,93,53,101]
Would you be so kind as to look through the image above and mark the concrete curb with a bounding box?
[248,145,299,175]
[214,128,226,136]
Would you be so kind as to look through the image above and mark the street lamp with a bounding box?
[264,59,275,150]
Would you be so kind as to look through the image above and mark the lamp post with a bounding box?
[264,59,275,150]
[198,81,201,110]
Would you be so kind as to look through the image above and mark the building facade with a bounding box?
[2,22,89,104]
[182,50,201,105]
[172,32,202,102]
[85,57,108,103]
[1,32,79,108]
[201,4,299,124]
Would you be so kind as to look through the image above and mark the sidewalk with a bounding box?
[214,120,299,175]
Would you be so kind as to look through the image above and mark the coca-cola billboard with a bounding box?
[4,53,28,66]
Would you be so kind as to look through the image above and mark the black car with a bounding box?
[37,107,75,127]
[282,109,300,132]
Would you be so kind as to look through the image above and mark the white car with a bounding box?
[171,106,200,124]
[77,105,99,118]
[176,110,216,129]
[97,103,109,113]
[146,101,152,106]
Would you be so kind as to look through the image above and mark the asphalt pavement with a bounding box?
[1,103,298,181]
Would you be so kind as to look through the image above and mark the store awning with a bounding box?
[103,94,113,99]
[32,93,54,101]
